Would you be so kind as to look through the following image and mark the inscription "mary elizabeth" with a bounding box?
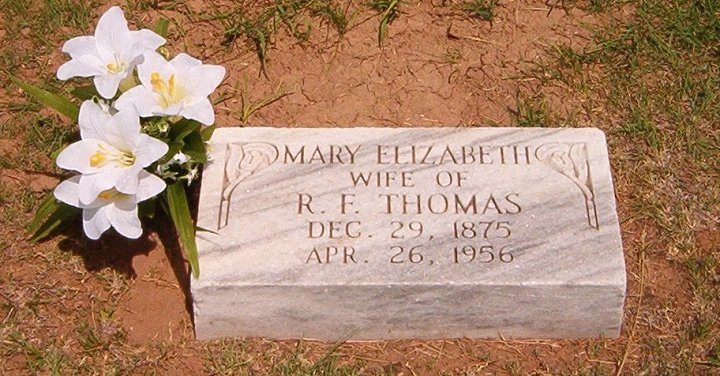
[281,144,535,165]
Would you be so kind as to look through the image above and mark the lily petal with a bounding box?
[136,171,166,202]
[56,139,107,174]
[115,85,157,117]
[108,203,142,239]
[181,98,215,125]
[83,206,112,240]
[156,102,183,117]
[57,56,105,80]
[94,74,124,99]
[134,134,169,167]
[104,108,141,150]
[78,101,111,140]
[114,165,142,195]
[54,176,82,207]
[170,53,201,71]
[130,29,165,50]
[62,36,98,58]
[185,64,226,100]
[79,171,117,205]
[95,7,132,57]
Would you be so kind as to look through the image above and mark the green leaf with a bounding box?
[155,18,170,38]
[182,132,207,163]
[163,181,200,278]
[200,125,216,142]
[158,141,184,164]
[50,145,67,161]
[70,85,99,101]
[196,226,218,235]
[29,200,80,242]
[9,75,79,121]
[376,0,399,47]
[169,118,201,142]
[170,122,200,142]
[378,19,387,47]
[28,193,60,234]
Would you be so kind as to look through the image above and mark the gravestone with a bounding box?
[192,127,626,341]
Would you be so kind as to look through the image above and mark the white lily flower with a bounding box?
[56,101,168,205]
[115,51,226,125]
[56,6,166,99]
[54,172,165,239]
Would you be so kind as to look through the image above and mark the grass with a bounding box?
[0,0,96,61]
[204,339,254,374]
[443,46,463,65]
[217,6,273,74]
[311,2,356,40]
[204,339,367,375]
[214,1,365,72]
[461,0,498,21]
[0,0,95,31]
[270,341,365,375]
[510,93,550,127]
[518,0,720,372]
[236,80,292,123]
[125,0,186,12]
[368,0,401,46]
[0,110,73,172]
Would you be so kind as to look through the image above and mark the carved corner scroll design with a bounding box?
[535,142,599,230]
[218,142,279,230]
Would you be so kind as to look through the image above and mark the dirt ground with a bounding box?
[1,0,718,375]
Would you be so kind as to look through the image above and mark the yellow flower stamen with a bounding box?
[88,144,135,168]
[89,151,106,167]
[168,74,176,95]
[150,72,185,108]
[97,189,127,201]
[118,150,136,166]
[151,72,164,92]
[98,189,117,200]
[105,54,126,74]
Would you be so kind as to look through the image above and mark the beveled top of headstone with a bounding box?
[194,127,625,290]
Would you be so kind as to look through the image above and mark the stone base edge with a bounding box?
[192,284,625,341]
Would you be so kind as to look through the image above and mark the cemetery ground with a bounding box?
[0,0,718,374]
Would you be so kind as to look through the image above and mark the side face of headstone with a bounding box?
[192,127,626,341]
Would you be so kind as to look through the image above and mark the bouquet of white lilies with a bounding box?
[16,6,226,277]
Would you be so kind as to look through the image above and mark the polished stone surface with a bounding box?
[192,127,626,341]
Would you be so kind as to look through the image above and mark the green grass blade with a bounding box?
[195,226,218,235]
[29,201,80,242]
[155,18,170,38]
[28,193,60,234]
[378,19,387,47]
[8,75,79,122]
[375,0,399,47]
[163,181,200,278]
